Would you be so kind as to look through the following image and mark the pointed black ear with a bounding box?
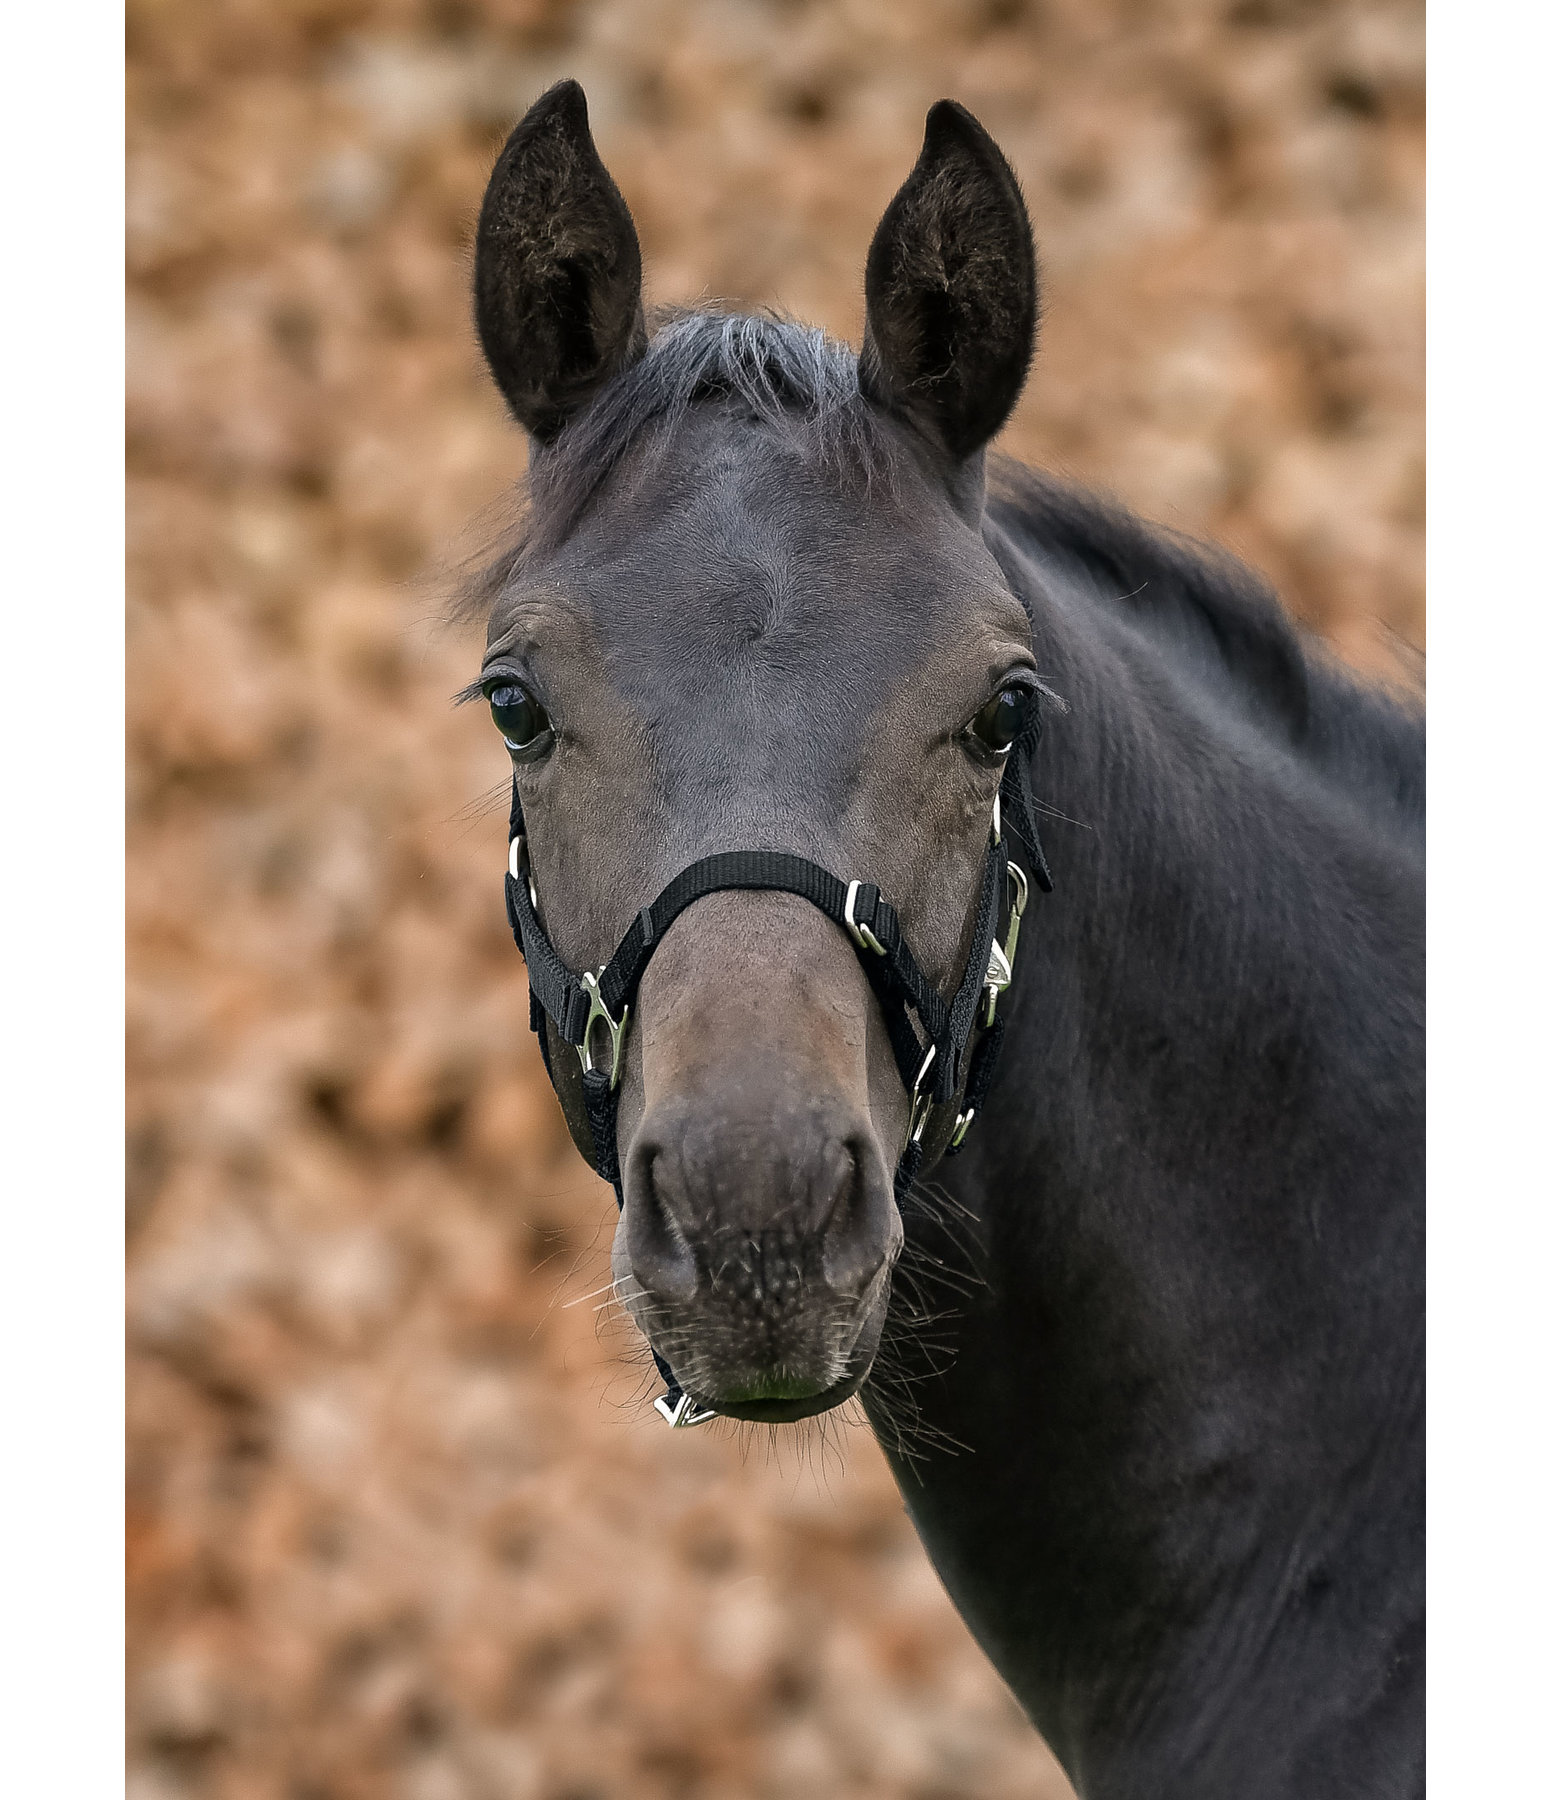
[474,81,647,444]
[860,101,1038,461]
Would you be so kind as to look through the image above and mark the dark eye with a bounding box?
[485,681,553,759]
[969,684,1032,757]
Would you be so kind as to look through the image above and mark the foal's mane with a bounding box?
[983,459,1424,830]
[456,308,1423,827]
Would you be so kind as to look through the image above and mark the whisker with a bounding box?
[562,1277,626,1309]
[442,778,516,850]
[1030,797,1094,831]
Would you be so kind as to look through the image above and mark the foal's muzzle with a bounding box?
[620,1090,899,1418]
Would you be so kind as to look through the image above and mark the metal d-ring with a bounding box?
[654,1391,717,1428]
[578,970,630,1091]
[909,1044,937,1146]
[507,835,538,911]
[844,880,887,956]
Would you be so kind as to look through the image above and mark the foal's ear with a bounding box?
[860,101,1037,462]
[474,80,647,444]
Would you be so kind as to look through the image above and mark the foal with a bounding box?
[457,83,1424,1799]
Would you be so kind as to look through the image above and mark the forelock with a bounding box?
[453,309,907,624]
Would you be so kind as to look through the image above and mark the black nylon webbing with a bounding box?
[500,712,1053,1415]
[580,1070,621,1186]
[1002,719,1054,894]
[507,842,960,1095]
[941,838,1008,1101]
[506,869,589,1041]
[599,852,847,1014]
[505,727,1050,1150]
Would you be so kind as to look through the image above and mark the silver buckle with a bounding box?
[654,1391,717,1428]
[908,1044,937,1146]
[949,1107,976,1148]
[507,835,539,911]
[844,881,887,956]
[578,971,630,1090]
[982,860,1030,1028]
[983,939,1013,1027]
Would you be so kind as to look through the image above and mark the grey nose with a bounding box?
[627,1101,895,1300]
[621,1097,899,1401]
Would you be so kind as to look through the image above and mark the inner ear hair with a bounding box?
[474,80,648,444]
[860,100,1039,463]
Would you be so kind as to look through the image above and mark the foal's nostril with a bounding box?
[621,1102,900,1412]
[818,1137,898,1298]
[625,1147,699,1305]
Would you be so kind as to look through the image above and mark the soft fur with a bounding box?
[457,87,1424,1800]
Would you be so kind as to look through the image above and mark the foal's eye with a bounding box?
[485,681,553,759]
[969,684,1032,757]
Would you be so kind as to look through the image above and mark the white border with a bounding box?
[7,1,1529,1789]
[1428,0,1550,1789]
[0,1,125,1787]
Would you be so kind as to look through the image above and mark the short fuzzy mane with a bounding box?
[985,459,1424,829]
[452,309,901,620]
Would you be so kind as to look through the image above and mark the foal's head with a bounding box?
[467,82,1040,1421]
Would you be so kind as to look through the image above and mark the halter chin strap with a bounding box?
[501,706,1052,1425]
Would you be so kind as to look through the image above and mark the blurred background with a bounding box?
[126,2,1423,1796]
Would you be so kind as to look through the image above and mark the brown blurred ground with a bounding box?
[126,4,1423,1797]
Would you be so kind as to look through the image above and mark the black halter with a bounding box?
[502,701,1052,1424]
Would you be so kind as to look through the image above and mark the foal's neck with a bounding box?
[874,542,1425,1797]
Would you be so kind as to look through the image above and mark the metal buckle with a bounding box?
[654,1391,717,1428]
[982,940,1013,1028]
[992,793,1002,845]
[908,1044,937,1146]
[578,971,630,1090]
[949,1107,976,1148]
[982,861,1030,1028]
[844,881,888,956]
[507,835,539,910]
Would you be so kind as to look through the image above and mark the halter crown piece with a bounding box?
[502,701,1052,1426]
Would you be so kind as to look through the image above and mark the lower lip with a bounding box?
[698,1365,867,1424]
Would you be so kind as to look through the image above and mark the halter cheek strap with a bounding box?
[501,710,1052,1425]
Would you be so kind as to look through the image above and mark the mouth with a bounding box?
[631,1253,895,1427]
[697,1364,868,1425]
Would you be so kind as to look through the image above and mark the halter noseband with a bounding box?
[502,704,1052,1426]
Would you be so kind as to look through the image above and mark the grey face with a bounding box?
[480,407,1033,1417]
[468,84,1040,1419]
